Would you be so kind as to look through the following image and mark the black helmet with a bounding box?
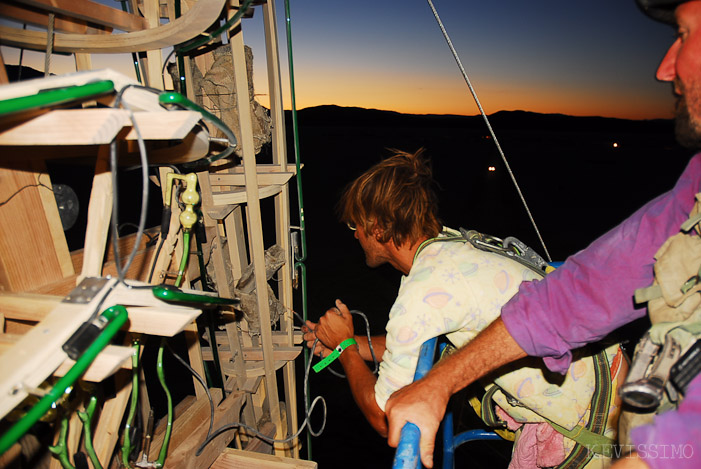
[636,0,687,24]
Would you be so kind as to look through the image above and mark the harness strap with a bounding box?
[555,349,615,465]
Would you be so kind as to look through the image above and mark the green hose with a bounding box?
[121,340,141,468]
[78,396,103,469]
[156,338,174,467]
[48,417,75,469]
[0,305,128,456]
[175,230,191,288]
[283,0,311,458]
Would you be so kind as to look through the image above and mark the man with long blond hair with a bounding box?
[303,148,624,468]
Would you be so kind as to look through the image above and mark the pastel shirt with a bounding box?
[374,228,542,411]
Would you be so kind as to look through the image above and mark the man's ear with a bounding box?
[372,225,384,241]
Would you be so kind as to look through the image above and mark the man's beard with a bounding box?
[675,94,701,149]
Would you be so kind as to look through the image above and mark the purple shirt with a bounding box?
[500,152,701,467]
[630,373,701,468]
[502,152,701,373]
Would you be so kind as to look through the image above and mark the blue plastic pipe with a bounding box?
[392,337,438,469]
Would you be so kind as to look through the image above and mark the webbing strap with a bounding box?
[555,350,615,466]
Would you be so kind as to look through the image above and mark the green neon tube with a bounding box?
[0,80,115,117]
[0,305,128,456]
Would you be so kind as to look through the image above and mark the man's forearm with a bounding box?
[354,334,386,362]
[428,317,527,394]
[339,345,388,437]
[385,317,527,468]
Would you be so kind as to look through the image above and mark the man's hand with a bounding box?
[301,320,333,357]
[385,375,451,469]
[314,299,355,349]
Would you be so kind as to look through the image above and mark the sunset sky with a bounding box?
[1,0,680,120]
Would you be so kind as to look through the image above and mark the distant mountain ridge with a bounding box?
[292,104,674,134]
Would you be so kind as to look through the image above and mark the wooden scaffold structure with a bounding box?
[0,0,313,467]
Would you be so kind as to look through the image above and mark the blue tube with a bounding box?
[392,423,422,469]
[392,337,438,468]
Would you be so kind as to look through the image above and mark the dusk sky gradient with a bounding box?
[0,0,681,120]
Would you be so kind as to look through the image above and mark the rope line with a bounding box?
[426,0,552,262]
[44,13,54,77]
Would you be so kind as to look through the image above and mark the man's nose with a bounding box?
[656,38,680,82]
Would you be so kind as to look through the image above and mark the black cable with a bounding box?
[166,343,214,438]
[0,175,53,207]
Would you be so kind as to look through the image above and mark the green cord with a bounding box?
[156,338,173,467]
[48,417,75,469]
[175,230,191,288]
[121,340,141,468]
[284,0,311,457]
[0,306,128,456]
[78,396,103,469]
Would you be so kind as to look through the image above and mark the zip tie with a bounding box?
[313,338,357,373]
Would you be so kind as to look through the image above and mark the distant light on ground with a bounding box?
[488,166,496,172]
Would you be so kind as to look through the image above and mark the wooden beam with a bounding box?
[209,171,294,186]
[14,0,148,32]
[211,448,318,468]
[161,390,245,469]
[210,185,282,205]
[149,391,222,462]
[0,0,227,54]
[0,3,92,34]
[0,110,203,146]
[200,346,301,362]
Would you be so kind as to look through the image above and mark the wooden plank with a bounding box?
[0,3,91,34]
[15,0,149,32]
[214,330,303,346]
[209,171,294,186]
[200,346,301,362]
[143,0,164,90]
[0,292,61,322]
[78,147,112,282]
[162,390,245,469]
[0,109,129,146]
[74,52,92,72]
[211,448,318,469]
[148,391,222,462]
[184,322,207,400]
[53,344,133,382]
[0,277,120,420]
[229,12,285,448]
[0,110,202,146]
[0,0,227,54]
[0,291,201,337]
[0,162,70,292]
[210,185,282,205]
[1,331,130,381]
[93,367,132,465]
[0,49,7,85]
[30,160,74,278]
[0,68,159,112]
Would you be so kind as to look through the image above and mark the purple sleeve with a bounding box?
[630,373,701,468]
[501,154,701,373]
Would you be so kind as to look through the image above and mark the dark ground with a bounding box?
[283,106,691,468]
